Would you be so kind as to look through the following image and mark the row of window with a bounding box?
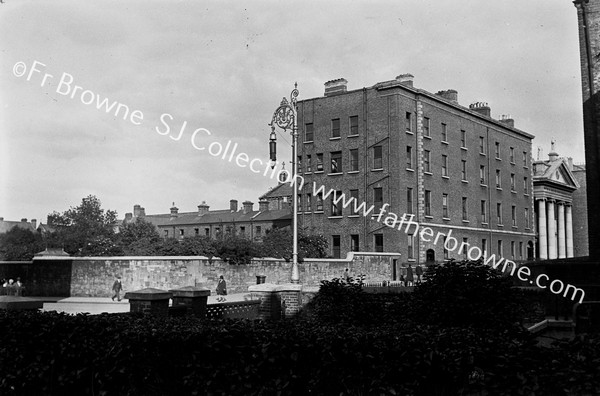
[304,116,359,142]
[163,225,264,238]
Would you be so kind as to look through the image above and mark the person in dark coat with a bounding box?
[111,276,123,301]
[216,275,227,295]
[415,265,424,284]
[406,264,414,286]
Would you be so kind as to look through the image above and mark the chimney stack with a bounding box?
[125,213,133,222]
[242,201,254,214]
[21,218,27,222]
[133,204,142,217]
[548,151,559,161]
[170,203,178,217]
[436,89,458,102]
[498,114,515,128]
[230,199,238,212]
[139,207,146,217]
[324,78,348,96]
[259,199,270,212]
[568,157,574,171]
[31,219,37,229]
[469,102,491,117]
[198,201,210,216]
[396,73,414,87]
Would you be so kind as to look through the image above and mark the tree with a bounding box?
[119,218,161,248]
[0,226,44,261]
[261,228,328,261]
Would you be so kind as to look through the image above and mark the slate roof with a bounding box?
[259,183,292,200]
[139,208,291,228]
[0,219,36,234]
[533,156,579,191]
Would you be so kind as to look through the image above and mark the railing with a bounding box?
[206,300,261,319]
[0,286,25,296]
[362,281,415,294]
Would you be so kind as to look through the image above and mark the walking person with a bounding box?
[216,275,227,296]
[111,276,123,302]
[415,265,423,285]
[406,264,414,287]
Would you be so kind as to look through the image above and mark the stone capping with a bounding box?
[248,283,302,293]
[124,288,172,301]
[302,251,401,263]
[169,286,210,298]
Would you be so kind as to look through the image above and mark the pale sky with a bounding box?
[0,0,585,224]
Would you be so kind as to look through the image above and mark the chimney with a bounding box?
[0,217,4,221]
[21,218,27,222]
[436,89,458,102]
[469,102,491,117]
[133,204,142,217]
[396,73,414,87]
[259,199,270,212]
[242,201,254,214]
[230,199,238,212]
[548,151,559,161]
[324,78,348,96]
[170,203,178,217]
[125,213,133,222]
[139,207,146,217]
[498,114,515,128]
[568,157,574,171]
[31,219,37,229]
[198,201,210,216]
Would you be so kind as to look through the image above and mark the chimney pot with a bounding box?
[170,204,179,217]
[324,78,348,96]
[31,219,37,229]
[242,201,254,214]
[230,199,238,212]
[435,89,458,102]
[498,114,515,128]
[469,102,491,117]
[259,199,270,212]
[198,201,210,216]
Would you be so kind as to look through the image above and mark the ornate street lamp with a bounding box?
[269,83,300,283]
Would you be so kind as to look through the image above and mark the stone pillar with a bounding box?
[248,283,303,320]
[538,199,548,260]
[124,288,172,317]
[557,203,566,259]
[547,200,557,259]
[169,286,210,317]
[566,205,574,258]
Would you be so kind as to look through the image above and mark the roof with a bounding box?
[135,208,292,228]
[533,157,579,191]
[0,219,36,234]
[260,183,292,200]
[34,248,70,257]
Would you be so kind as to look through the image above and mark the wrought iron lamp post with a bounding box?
[269,83,300,284]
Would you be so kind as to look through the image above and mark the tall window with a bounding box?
[424,150,431,173]
[497,203,503,225]
[255,226,261,235]
[495,142,500,158]
[461,160,467,180]
[425,190,432,216]
[332,235,341,258]
[525,208,530,228]
[373,146,383,169]
[350,149,359,171]
[374,234,384,252]
[350,190,359,215]
[509,147,515,163]
[305,123,314,142]
[495,169,502,188]
[306,193,312,212]
[405,112,412,132]
[523,151,528,167]
[510,173,516,191]
[462,197,468,221]
[316,153,324,171]
[497,240,503,256]
[195,228,200,236]
[374,187,383,212]
[331,191,342,216]
[519,241,524,259]
[350,116,359,136]
[442,193,449,218]
[443,237,449,259]
[480,165,486,184]
[441,123,448,142]
[316,193,323,212]
[407,234,414,259]
[306,154,312,173]
[512,205,517,226]
[423,117,430,137]
[482,238,487,255]
[332,118,340,138]
[481,200,487,223]
[442,155,448,177]
[205,228,210,236]
[523,177,528,194]
[297,156,302,173]
[463,238,469,259]
[511,241,516,259]
[351,234,359,252]
[407,187,413,214]
[406,146,413,169]
[331,151,342,173]
[460,130,466,147]
[479,136,486,154]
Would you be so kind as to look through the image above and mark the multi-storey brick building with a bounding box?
[295,75,536,265]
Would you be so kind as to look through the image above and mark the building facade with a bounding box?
[570,162,588,257]
[295,75,536,264]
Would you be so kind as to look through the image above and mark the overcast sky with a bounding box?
[0,0,585,224]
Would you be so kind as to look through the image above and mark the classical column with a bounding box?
[566,205,574,258]
[538,199,548,260]
[547,200,557,259]
[557,203,566,259]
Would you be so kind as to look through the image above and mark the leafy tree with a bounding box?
[214,235,259,264]
[118,218,161,247]
[178,236,217,258]
[0,227,44,261]
[261,227,328,261]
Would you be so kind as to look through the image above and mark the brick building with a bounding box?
[570,162,588,257]
[0,217,38,234]
[295,75,536,264]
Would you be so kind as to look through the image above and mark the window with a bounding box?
[179,229,184,236]
[479,136,486,154]
[407,234,414,259]
[441,123,448,142]
[331,191,343,216]
[374,234,384,252]
[405,112,412,132]
[306,193,312,212]
[519,242,524,259]
[461,160,467,180]
[424,150,431,173]
[497,203,503,225]
[350,116,359,136]
[195,228,199,236]
[442,194,449,218]
[482,238,488,255]
[406,146,413,169]
[305,123,314,142]
[374,187,383,212]
[350,190,359,215]
[495,170,501,188]
[256,226,262,235]
[331,151,342,173]
[443,237,449,259]
[297,156,302,173]
[462,197,468,221]
[481,200,487,223]
[495,142,500,158]
[463,238,469,259]
[525,208,530,228]
[332,235,341,258]
[442,155,448,177]
[350,149,359,171]
[351,234,359,252]
[511,241,516,259]
[509,147,515,163]
[523,151,528,167]
[316,193,323,212]
[215,227,221,236]
[205,228,210,236]
[480,165,486,184]
[523,177,528,194]
[298,194,303,212]
[425,190,432,216]
[460,130,466,147]
[497,240,503,256]
[239,226,245,235]
[332,118,340,138]
[164,230,169,237]
[407,188,413,214]
[306,154,312,173]
[373,146,383,169]
[512,205,517,227]
[316,153,324,171]
[510,173,516,191]
[423,117,430,137]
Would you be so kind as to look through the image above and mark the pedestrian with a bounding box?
[111,276,123,301]
[416,265,423,284]
[216,275,227,296]
[343,268,350,282]
[15,277,23,296]
[406,264,414,286]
